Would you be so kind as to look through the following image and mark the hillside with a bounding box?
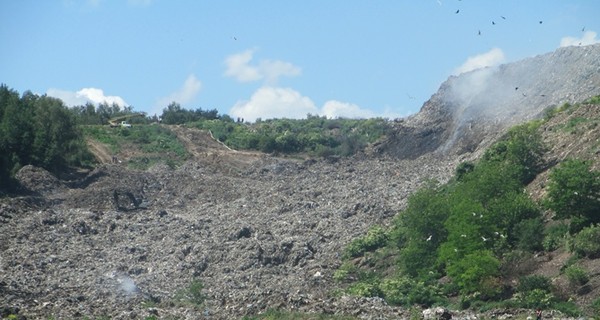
[1,45,600,320]
[374,43,600,160]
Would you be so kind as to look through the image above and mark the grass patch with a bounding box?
[81,125,190,169]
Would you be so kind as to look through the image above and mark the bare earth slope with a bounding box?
[1,130,460,319]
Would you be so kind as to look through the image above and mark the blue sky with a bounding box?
[1,1,599,122]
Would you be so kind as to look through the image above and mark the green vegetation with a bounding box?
[189,115,392,157]
[543,159,600,232]
[568,224,600,258]
[0,85,94,190]
[174,279,206,307]
[1,84,392,191]
[564,265,589,287]
[82,124,190,170]
[333,98,600,316]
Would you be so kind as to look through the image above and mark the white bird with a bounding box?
[461,234,467,238]
[454,248,458,252]
[426,235,433,241]
[482,236,488,242]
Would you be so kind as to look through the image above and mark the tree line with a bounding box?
[0,85,94,191]
[0,85,394,191]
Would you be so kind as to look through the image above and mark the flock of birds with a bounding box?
[444,1,587,40]
[425,211,507,249]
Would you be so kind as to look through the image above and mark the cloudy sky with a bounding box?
[1,1,598,122]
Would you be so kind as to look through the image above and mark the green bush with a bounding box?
[344,226,388,258]
[544,159,600,228]
[514,288,555,309]
[517,275,553,294]
[514,218,544,252]
[379,276,445,307]
[446,250,500,296]
[543,223,569,251]
[564,265,589,287]
[591,297,600,315]
[174,279,206,307]
[346,281,382,298]
[569,224,600,258]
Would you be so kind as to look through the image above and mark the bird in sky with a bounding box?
[582,26,585,32]
[492,21,496,25]
[478,30,481,36]
[455,9,460,14]
[539,20,543,24]
[501,16,506,20]
[515,87,519,90]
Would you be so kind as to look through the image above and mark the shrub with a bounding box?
[564,265,589,287]
[569,224,600,258]
[446,250,500,295]
[544,159,600,228]
[344,226,388,258]
[517,275,553,294]
[514,288,556,309]
[543,223,569,251]
[175,279,206,307]
[379,276,445,307]
[514,218,544,252]
[591,297,600,315]
[346,281,382,298]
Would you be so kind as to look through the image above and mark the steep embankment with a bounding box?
[375,43,600,160]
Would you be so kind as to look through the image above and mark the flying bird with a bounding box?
[481,236,488,242]
[455,9,460,14]
[501,16,506,20]
[539,20,543,24]
[426,235,433,241]
[515,87,519,91]
[582,26,585,32]
[478,30,481,36]
[492,21,496,25]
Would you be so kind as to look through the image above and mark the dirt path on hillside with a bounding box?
[168,125,269,172]
[86,138,113,164]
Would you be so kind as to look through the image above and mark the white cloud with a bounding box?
[321,100,378,119]
[560,31,600,47]
[224,49,301,84]
[156,74,202,108]
[453,48,505,75]
[229,87,318,122]
[229,87,402,122]
[46,87,128,107]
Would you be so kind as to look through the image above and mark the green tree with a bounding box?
[544,159,600,229]
[396,183,449,277]
[446,250,500,296]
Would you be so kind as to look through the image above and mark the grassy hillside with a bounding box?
[81,124,190,170]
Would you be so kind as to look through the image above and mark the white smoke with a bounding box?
[118,276,139,295]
